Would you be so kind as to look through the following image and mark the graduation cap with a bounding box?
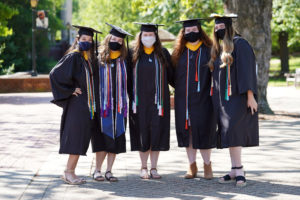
[134,22,164,32]
[106,22,133,38]
[176,18,208,27]
[72,25,102,56]
[209,13,238,26]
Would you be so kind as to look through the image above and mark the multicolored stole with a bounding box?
[210,59,232,101]
[132,54,165,116]
[72,50,96,119]
[99,58,127,139]
[184,47,202,129]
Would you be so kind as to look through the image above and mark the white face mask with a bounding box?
[141,36,156,48]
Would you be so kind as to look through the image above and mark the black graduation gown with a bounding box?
[174,44,217,149]
[91,57,128,154]
[128,48,173,152]
[49,51,98,155]
[211,36,259,148]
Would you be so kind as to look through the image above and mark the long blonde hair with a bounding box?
[98,34,128,65]
[208,24,235,71]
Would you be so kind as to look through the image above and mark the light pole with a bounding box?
[30,0,38,76]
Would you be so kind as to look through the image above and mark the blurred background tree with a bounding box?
[271,0,300,75]
[0,0,64,75]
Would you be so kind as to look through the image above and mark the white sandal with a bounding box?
[140,167,149,179]
[61,170,86,185]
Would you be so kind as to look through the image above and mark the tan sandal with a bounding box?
[184,162,198,179]
[150,168,161,179]
[140,167,150,179]
[61,169,86,185]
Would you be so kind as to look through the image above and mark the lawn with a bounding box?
[269,55,300,87]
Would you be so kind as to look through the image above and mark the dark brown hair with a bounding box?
[171,25,212,67]
[65,35,96,64]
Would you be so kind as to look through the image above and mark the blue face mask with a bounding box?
[78,41,92,51]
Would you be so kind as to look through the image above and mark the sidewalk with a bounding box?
[0,87,300,200]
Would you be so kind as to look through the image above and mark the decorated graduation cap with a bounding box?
[176,18,208,27]
[106,22,133,38]
[72,25,102,56]
[209,13,238,26]
[134,22,164,32]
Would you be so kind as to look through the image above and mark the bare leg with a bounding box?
[150,151,160,169]
[95,151,107,171]
[63,154,85,184]
[186,131,197,164]
[139,151,150,179]
[199,149,211,165]
[106,153,116,172]
[139,150,150,168]
[150,151,161,178]
[229,146,244,184]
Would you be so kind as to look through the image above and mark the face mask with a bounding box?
[78,41,92,51]
[109,41,122,51]
[216,29,225,40]
[141,36,156,48]
[184,31,200,42]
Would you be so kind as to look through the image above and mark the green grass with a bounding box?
[269,55,300,87]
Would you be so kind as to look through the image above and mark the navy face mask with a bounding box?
[216,29,226,40]
[78,41,92,51]
[184,31,200,42]
[109,41,122,51]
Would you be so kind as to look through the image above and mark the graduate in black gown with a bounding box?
[50,25,102,185]
[91,23,132,182]
[129,22,173,179]
[172,19,216,180]
[208,13,259,187]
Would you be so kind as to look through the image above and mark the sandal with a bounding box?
[93,170,105,181]
[235,166,247,187]
[140,167,150,179]
[105,171,118,182]
[218,167,236,184]
[61,169,86,185]
[150,168,161,179]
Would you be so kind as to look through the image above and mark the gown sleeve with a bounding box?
[126,48,134,100]
[235,38,257,95]
[49,52,80,107]
[163,48,175,88]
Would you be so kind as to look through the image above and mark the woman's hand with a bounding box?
[73,88,82,97]
[247,90,257,115]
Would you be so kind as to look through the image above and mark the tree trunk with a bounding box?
[224,0,273,114]
[279,31,289,75]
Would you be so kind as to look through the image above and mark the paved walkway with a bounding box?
[0,87,300,200]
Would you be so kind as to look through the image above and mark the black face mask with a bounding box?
[184,32,200,42]
[216,29,225,40]
[109,41,122,51]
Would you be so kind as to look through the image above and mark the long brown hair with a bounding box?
[171,25,212,67]
[132,32,167,67]
[98,34,128,65]
[65,35,96,64]
[208,24,235,71]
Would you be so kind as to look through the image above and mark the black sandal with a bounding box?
[105,171,118,182]
[218,167,236,184]
[234,166,247,187]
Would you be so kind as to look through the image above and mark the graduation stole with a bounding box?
[210,58,232,101]
[99,58,127,139]
[72,50,96,119]
[132,54,164,116]
[184,47,202,130]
